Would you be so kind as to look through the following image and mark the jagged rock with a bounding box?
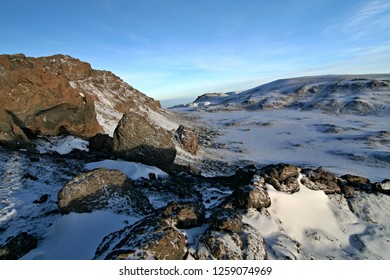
[0,54,102,140]
[341,174,371,185]
[113,112,177,169]
[196,223,267,260]
[58,168,153,215]
[223,184,271,210]
[209,208,242,232]
[162,201,205,229]
[0,232,38,260]
[301,167,341,194]
[94,216,186,260]
[175,125,199,155]
[262,163,300,193]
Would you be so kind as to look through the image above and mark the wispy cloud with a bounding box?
[325,0,390,40]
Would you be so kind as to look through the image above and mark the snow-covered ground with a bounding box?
[174,108,389,181]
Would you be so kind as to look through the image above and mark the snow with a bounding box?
[177,109,389,181]
[84,159,168,180]
[263,178,344,243]
[34,135,89,155]
[21,211,138,260]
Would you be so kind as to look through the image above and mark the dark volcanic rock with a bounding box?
[162,201,205,229]
[223,184,271,210]
[88,133,113,156]
[95,216,186,260]
[196,223,267,260]
[209,208,242,232]
[58,168,153,215]
[301,167,341,194]
[113,112,177,169]
[262,163,300,193]
[0,232,38,260]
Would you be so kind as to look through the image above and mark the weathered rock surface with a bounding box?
[0,54,102,141]
[175,125,199,155]
[262,163,300,193]
[0,232,38,260]
[162,201,205,229]
[58,168,153,215]
[196,223,267,260]
[301,167,341,194]
[112,112,177,169]
[94,216,186,260]
[0,54,163,149]
[209,208,242,232]
[0,110,33,150]
[223,184,271,210]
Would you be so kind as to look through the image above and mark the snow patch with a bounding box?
[35,136,89,155]
[21,211,137,260]
[84,159,168,180]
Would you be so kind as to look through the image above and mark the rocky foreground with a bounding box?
[0,54,389,259]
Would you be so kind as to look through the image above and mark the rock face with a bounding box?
[0,54,102,142]
[112,112,177,169]
[58,168,153,215]
[0,232,38,260]
[0,53,162,149]
[94,216,186,260]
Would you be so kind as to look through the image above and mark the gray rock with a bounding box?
[263,163,300,193]
[301,167,341,194]
[162,201,205,229]
[209,208,242,232]
[58,168,153,215]
[223,185,271,210]
[94,216,186,260]
[196,223,267,260]
[113,112,177,169]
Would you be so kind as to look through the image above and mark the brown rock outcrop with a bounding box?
[0,54,102,140]
[0,53,163,149]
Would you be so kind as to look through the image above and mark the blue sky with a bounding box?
[1,0,390,104]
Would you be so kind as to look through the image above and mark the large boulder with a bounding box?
[58,168,153,215]
[113,112,177,169]
[196,223,267,260]
[94,216,186,260]
[0,54,103,141]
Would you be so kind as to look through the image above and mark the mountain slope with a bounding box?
[185,74,390,116]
